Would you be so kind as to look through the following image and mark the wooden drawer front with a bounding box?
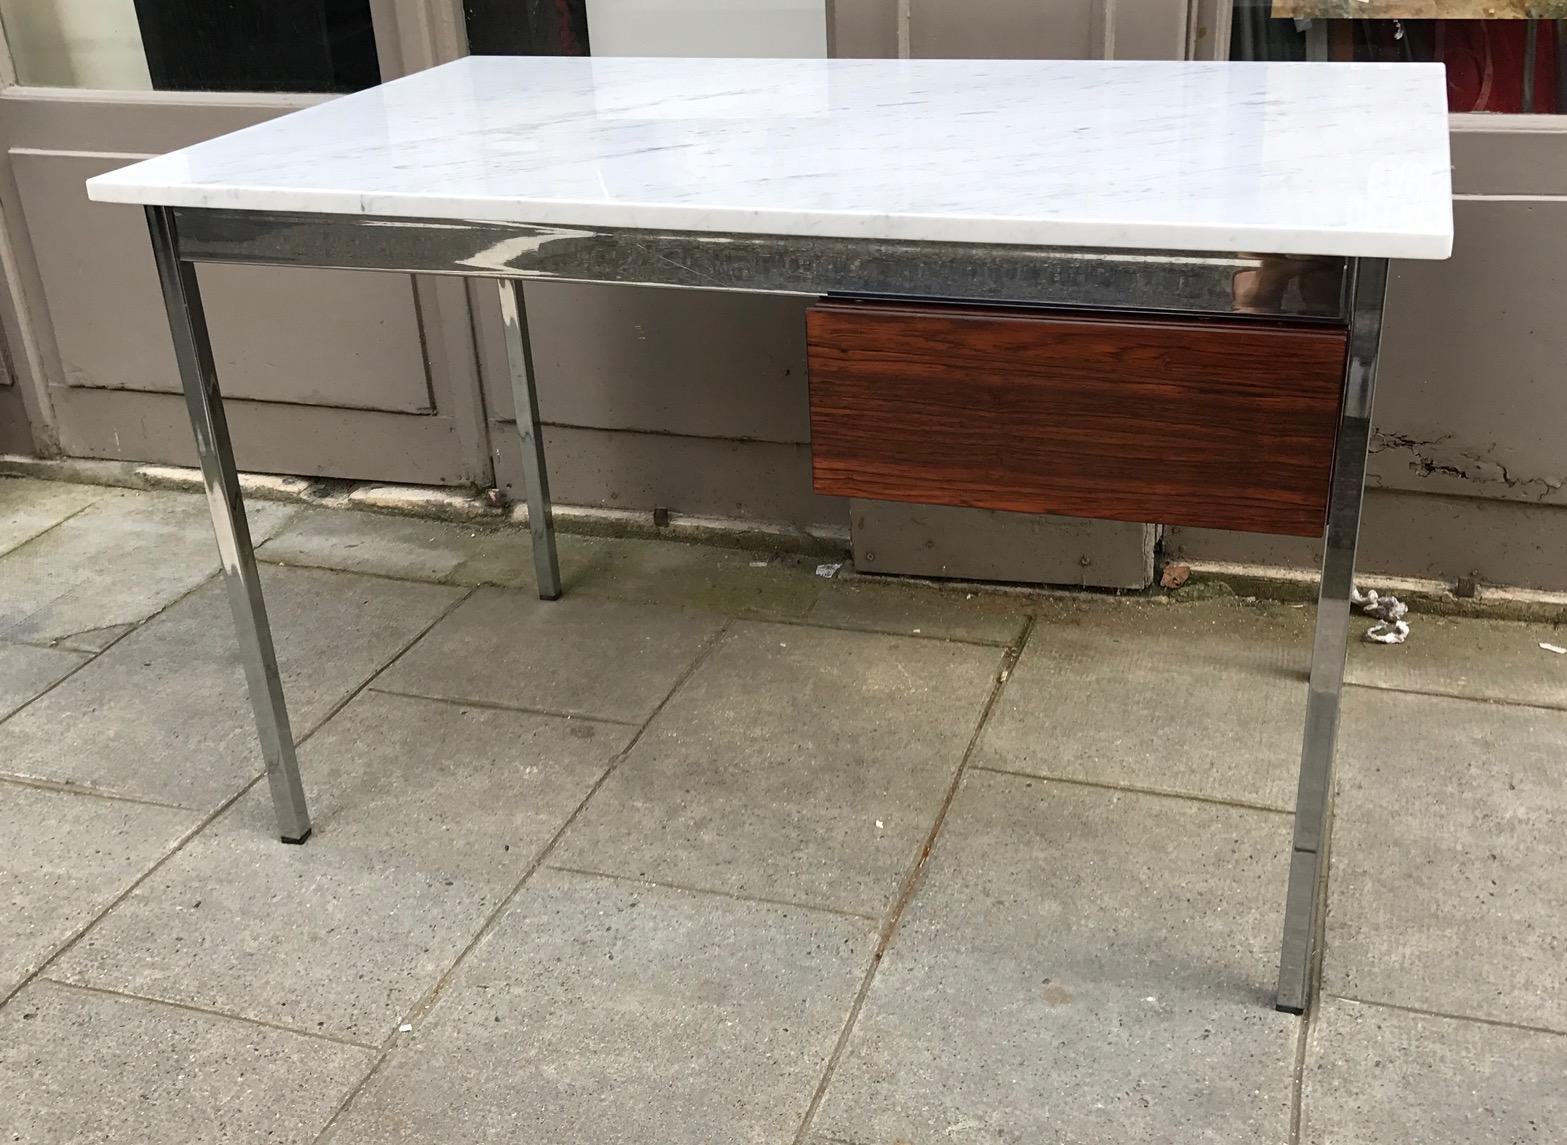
[807,302,1349,538]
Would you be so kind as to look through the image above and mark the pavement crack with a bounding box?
[34,979,381,1053]
[790,616,1035,1145]
[0,496,100,562]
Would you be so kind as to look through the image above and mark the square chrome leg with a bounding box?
[497,278,562,601]
[1276,258,1389,1013]
[146,206,311,844]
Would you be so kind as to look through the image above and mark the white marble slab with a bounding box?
[87,56,1452,259]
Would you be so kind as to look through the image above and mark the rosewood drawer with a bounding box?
[806,301,1350,538]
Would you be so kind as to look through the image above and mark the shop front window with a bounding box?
[464,0,827,58]
[0,0,379,93]
[1232,2,1566,114]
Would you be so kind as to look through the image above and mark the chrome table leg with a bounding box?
[497,278,562,600]
[146,206,311,844]
[1276,257,1389,1013]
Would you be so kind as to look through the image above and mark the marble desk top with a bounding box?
[88,56,1453,259]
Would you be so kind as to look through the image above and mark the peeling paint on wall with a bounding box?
[1370,432,1565,504]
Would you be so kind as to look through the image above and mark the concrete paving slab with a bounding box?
[0,783,196,1000]
[325,868,875,1145]
[49,691,628,1043]
[375,588,724,724]
[553,621,1003,917]
[260,506,826,614]
[0,641,87,720]
[1325,689,1567,1030]
[0,487,295,649]
[806,577,1030,645]
[258,506,530,584]
[0,476,103,557]
[0,566,462,808]
[973,599,1311,809]
[812,770,1297,1145]
[0,980,374,1145]
[561,536,824,618]
[1301,996,1567,1145]
[6,475,1560,1142]
[1346,613,1567,710]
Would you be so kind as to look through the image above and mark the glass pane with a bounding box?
[465,0,592,55]
[0,0,379,92]
[1232,3,1566,113]
[464,0,827,58]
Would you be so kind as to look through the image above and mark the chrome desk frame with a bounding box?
[145,204,1385,1015]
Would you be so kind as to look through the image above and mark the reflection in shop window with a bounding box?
[465,0,827,58]
[1233,3,1566,113]
[466,0,592,55]
[0,0,379,92]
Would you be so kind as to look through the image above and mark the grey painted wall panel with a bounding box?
[1099,0,1191,59]
[1169,488,1567,593]
[850,500,1155,588]
[910,0,1093,58]
[479,283,813,443]
[493,422,847,525]
[0,387,32,454]
[1451,121,1567,196]
[0,87,490,485]
[829,0,899,57]
[1371,201,1567,509]
[12,151,432,412]
[0,91,324,154]
[47,384,473,484]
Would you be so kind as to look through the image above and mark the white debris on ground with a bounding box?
[815,561,843,578]
[1353,585,1410,645]
[1540,642,1567,656]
